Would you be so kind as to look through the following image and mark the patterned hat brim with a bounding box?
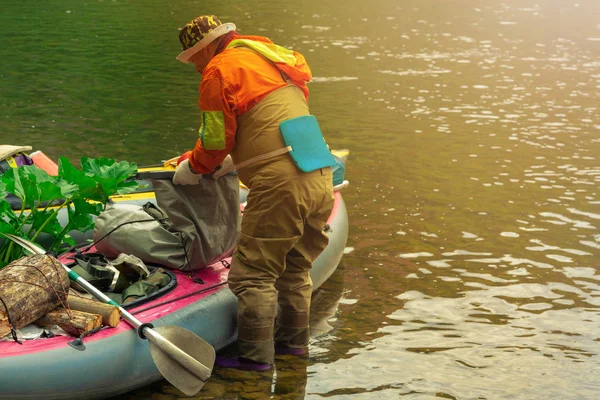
[176,23,236,63]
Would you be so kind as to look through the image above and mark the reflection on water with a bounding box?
[2,0,600,398]
[304,0,600,397]
[115,262,346,400]
[120,355,311,400]
[307,288,600,399]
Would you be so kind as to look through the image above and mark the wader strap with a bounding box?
[235,146,291,170]
[227,44,292,84]
[221,146,292,176]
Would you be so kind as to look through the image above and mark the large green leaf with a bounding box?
[29,209,63,236]
[2,166,62,209]
[81,157,138,202]
[0,201,19,225]
[36,181,65,204]
[0,155,139,269]
[13,167,40,209]
[1,168,25,202]
[0,218,16,235]
[27,168,75,208]
[0,181,6,202]
[67,198,103,232]
[58,156,102,200]
[55,179,79,199]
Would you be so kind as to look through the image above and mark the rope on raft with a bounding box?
[0,294,21,344]
[0,256,72,344]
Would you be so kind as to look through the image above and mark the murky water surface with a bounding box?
[2,0,600,398]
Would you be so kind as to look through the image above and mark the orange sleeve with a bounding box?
[188,77,238,174]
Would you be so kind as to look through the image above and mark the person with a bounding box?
[171,15,335,370]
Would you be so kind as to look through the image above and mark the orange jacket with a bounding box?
[188,34,312,174]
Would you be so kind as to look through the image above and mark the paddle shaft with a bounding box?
[2,209,216,394]
[134,170,175,180]
[133,170,213,180]
[65,267,212,381]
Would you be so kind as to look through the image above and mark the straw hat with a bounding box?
[0,145,32,160]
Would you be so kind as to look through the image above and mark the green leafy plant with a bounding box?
[0,157,138,268]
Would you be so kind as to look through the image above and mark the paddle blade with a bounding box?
[149,325,216,395]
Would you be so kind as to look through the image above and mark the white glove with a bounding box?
[212,155,236,180]
[172,159,202,185]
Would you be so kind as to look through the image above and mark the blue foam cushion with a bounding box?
[279,115,337,172]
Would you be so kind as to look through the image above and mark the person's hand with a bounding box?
[212,155,236,180]
[172,159,202,185]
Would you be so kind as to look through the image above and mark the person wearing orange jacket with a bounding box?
[172,15,336,370]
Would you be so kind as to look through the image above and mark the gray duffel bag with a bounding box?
[93,174,240,271]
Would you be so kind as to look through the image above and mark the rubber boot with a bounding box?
[275,342,308,356]
[215,356,273,371]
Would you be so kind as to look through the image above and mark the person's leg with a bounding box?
[227,180,304,365]
[228,252,278,365]
[274,245,314,353]
[275,169,334,352]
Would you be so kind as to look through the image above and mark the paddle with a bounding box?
[1,233,215,396]
[134,170,176,180]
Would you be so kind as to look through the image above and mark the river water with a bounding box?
[2,0,600,398]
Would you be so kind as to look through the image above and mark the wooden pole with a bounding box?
[35,308,103,337]
[67,296,121,327]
